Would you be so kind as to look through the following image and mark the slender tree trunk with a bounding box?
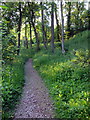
[45,27,47,42]
[24,3,28,49]
[28,2,40,51]
[67,2,71,39]
[25,21,28,49]
[41,2,47,49]
[51,2,55,53]
[17,2,22,55]
[55,4,61,42]
[45,26,48,45]
[29,22,32,48]
[31,17,40,51]
[61,0,65,54]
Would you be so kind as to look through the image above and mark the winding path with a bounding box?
[14,59,54,119]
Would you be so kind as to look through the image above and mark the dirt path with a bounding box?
[14,59,54,119]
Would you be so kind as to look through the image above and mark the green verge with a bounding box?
[2,30,90,119]
[33,30,90,119]
[2,49,34,120]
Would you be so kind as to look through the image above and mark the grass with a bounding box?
[2,30,90,119]
[32,30,90,119]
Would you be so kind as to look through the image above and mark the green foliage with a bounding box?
[1,1,89,119]
[2,21,17,63]
[2,33,17,62]
[65,30,89,51]
[2,48,34,119]
[33,30,90,119]
[2,58,24,119]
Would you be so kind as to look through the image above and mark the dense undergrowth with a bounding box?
[2,30,90,119]
[2,49,33,119]
[33,30,90,119]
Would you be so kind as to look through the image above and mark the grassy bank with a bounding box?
[2,30,90,119]
[33,30,90,119]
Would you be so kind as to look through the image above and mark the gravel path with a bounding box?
[14,59,54,119]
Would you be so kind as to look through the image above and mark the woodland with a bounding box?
[1,1,90,119]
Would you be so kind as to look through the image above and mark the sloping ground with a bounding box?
[32,30,90,118]
[14,59,54,119]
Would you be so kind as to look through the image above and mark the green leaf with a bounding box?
[0,5,8,9]
[4,21,10,24]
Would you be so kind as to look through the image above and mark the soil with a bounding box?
[14,59,54,119]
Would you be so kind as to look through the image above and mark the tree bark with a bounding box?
[28,2,40,51]
[41,2,47,49]
[60,0,65,54]
[25,21,28,49]
[24,3,28,49]
[31,14,40,51]
[55,4,61,42]
[17,2,22,55]
[51,2,55,53]
[29,22,32,48]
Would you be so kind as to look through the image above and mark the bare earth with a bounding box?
[14,59,54,119]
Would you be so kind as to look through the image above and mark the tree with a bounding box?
[71,2,85,34]
[51,2,55,53]
[24,3,28,49]
[55,3,61,42]
[28,2,40,51]
[40,2,47,49]
[60,0,65,54]
[17,2,22,55]
[29,21,32,48]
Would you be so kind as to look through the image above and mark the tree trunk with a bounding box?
[29,22,32,48]
[55,4,61,42]
[17,2,22,55]
[31,16,40,51]
[60,1,65,54]
[45,26,48,46]
[51,2,55,53]
[28,2,40,51]
[25,3,28,49]
[25,21,28,49]
[41,2,47,49]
